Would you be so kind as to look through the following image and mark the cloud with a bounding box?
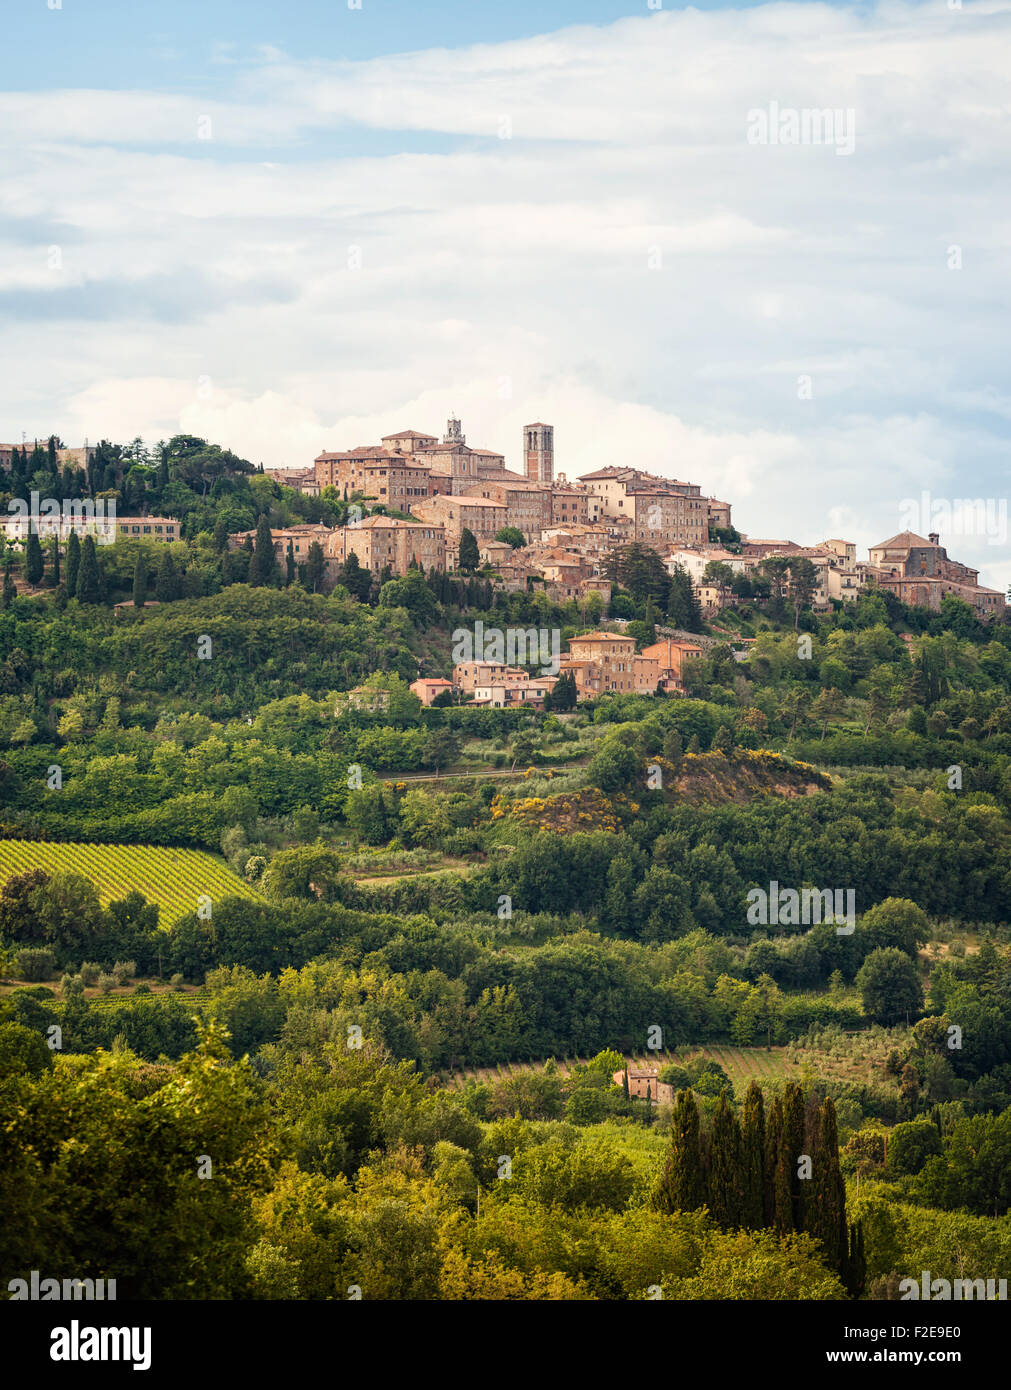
[1,1,1009,590]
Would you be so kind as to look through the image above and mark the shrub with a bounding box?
[170,973,185,991]
[60,973,84,998]
[97,973,116,995]
[80,962,102,986]
[14,948,56,983]
[112,960,136,985]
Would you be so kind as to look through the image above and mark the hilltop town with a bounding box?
[2,421,1005,711]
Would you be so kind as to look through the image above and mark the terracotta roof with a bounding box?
[872,530,936,550]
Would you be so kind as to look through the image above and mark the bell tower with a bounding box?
[523,422,553,484]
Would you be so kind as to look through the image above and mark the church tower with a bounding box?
[523,422,553,484]
[443,417,466,445]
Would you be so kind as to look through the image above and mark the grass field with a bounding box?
[0,839,264,927]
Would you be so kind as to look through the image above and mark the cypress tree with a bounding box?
[155,550,176,603]
[50,536,60,587]
[75,535,100,603]
[806,1097,847,1274]
[783,1081,807,1233]
[707,1094,745,1230]
[25,530,44,586]
[843,1221,866,1298]
[652,1089,707,1215]
[2,563,15,609]
[458,526,479,572]
[741,1081,766,1228]
[285,539,295,586]
[132,552,147,607]
[766,1097,792,1232]
[250,515,277,587]
[65,529,81,597]
[221,549,233,587]
[622,1068,630,1100]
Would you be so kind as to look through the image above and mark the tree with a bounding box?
[305,541,325,594]
[75,536,101,603]
[707,1095,745,1229]
[652,1089,707,1214]
[859,898,929,959]
[65,529,80,598]
[251,515,278,587]
[547,670,577,711]
[494,527,526,549]
[132,552,147,608]
[50,536,60,588]
[25,531,44,586]
[155,549,180,603]
[605,543,670,605]
[2,563,15,609]
[667,564,703,631]
[458,528,479,572]
[423,728,461,776]
[740,1081,766,1227]
[787,557,819,628]
[285,539,295,586]
[806,1098,847,1274]
[338,551,372,602]
[856,948,923,1025]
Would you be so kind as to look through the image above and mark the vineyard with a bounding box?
[445,1045,792,1094]
[0,839,264,927]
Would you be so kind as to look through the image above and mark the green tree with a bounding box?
[856,948,924,1025]
[653,1089,707,1214]
[305,541,325,594]
[458,528,479,572]
[494,527,526,549]
[251,515,278,587]
[132,552,147,608]
[75,535,101,603]
[25,531,44,586]
[65,529,80,598]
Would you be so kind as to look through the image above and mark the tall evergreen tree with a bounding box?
[250,515,277,587]
[155,549,183,603]
[766,1097,792,1232]
[25,530,44,586]
[843,1221,866,1298]
[707,1095,745,1229]
[75,535,101,603]
[783,1081,807,1233]
[2,562,15,609]
[132,552,147,608]
[305,541,325,594]
[458,527,479,572]
[652,1089,707,1215]
[806,1097,847,1274]
[65,529,81,598]
[285,539,296,586]
[741,1081,767,1228]
[50,536,60,587]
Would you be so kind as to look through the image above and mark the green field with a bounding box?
[0,839,264,927]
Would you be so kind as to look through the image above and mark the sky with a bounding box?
[2,0,1009,590]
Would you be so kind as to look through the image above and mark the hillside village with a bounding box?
[2,419,1006,709]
